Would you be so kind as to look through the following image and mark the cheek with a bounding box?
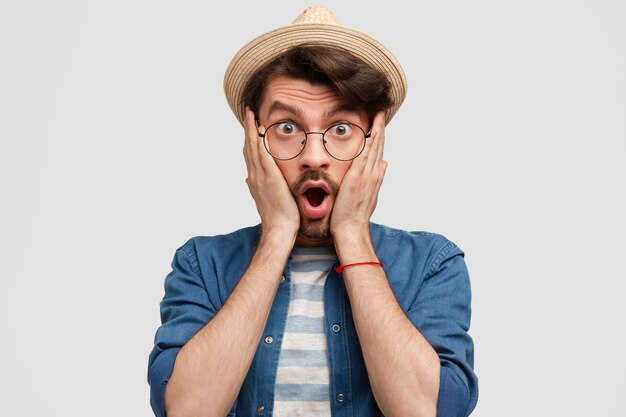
[332,162,352,186]
[275,161,298,185]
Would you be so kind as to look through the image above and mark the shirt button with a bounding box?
[264,336,273,344]
[331,324,341,333]
[337,393,345,402]
[280,275,285,283]
[256,404,265,414]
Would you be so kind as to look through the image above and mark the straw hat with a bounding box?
[223,5,407,126]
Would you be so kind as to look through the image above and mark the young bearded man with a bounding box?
[148,6,478,417]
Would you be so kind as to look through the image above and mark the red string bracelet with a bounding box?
[334,261,383,273]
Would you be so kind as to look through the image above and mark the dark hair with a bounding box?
[242,44,393,121]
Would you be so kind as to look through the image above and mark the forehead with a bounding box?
[259,75,361,122]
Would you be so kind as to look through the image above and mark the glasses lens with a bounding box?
[265,122,306,159]
[323,123,366,161]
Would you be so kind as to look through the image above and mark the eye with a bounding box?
[276,121,300,135]
[330,123,352,136]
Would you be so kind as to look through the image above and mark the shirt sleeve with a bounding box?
[147,241,219,417]
[407,239,479,417]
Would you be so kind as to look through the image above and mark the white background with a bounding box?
[1,1,624,416]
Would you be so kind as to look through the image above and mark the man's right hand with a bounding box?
[243,108,300,239]
[164,115,300,416]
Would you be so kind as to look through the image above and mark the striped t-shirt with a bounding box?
[273,246,337,416]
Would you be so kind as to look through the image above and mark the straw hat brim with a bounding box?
[224,23,407,126]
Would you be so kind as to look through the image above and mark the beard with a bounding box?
[300,217,331,241]
[290,170,339,241]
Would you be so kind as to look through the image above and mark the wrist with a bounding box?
[331,221,370,240]
[259,225,297,251]
[251,227,297,280]
[332,224,371,245]
[335,261,383,273]
[333,228,376,263]
[262,218,298,236]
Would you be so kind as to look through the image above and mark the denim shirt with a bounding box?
[148,223,478,417]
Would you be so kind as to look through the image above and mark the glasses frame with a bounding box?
[258,121,372,161]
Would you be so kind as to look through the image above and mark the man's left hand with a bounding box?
[330,111,387,240]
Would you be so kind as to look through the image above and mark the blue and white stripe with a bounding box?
[273,247,336,416]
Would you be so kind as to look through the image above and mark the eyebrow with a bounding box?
[266,101,360,123]
[324,103,359,120]
[266,101,305,120]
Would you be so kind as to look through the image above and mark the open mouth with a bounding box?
[298,181,332,219]
[304,187,327,207]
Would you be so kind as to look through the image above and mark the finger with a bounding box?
[244,107,263,174]
[244,107,257,150]
[243,128,250,169]
[243,107,255,157]
[365,112,386,172]
[242,111,253,173]
[246,107,279,176]
[346,119,377,174]
[368,160,387,212]
[360,111,384,166]
[379,160,388,185]
[373,111,386,160]
[257,122,280,174]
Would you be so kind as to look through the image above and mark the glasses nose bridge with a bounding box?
[300,130,331,160]
[305,130,326,139]
[303,130,328,148]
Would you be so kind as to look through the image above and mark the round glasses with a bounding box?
[258,121,371,161]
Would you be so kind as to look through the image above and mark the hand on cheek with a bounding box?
[330,111,388,239]
[242,108,300,237]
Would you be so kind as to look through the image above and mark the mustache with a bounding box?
[290,170,339,196]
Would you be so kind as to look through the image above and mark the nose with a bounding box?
[299,132,330,170]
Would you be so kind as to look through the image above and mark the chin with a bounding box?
[299,216,331,241]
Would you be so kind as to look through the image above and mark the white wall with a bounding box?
[1,1,624,415]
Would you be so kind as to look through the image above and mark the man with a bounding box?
[148,6,478,417]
